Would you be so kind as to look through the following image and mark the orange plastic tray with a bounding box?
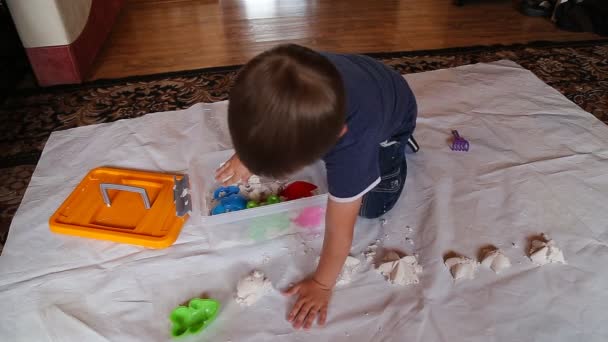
[49,167,190,248]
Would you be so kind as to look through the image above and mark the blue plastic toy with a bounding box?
[211,194,247,215]
[211,186,247,215]
[213,186,240,199]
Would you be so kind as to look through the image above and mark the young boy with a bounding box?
[216,44,418,329]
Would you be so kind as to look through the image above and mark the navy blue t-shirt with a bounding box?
[321,53,417,201]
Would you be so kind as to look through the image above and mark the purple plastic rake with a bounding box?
[450,130,469,151]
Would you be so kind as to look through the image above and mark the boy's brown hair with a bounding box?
[228,44,345,178]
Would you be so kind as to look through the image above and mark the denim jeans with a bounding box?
[359,134,413,219]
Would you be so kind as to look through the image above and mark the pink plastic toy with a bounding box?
[292,206,325,228]
[450,130,469,151]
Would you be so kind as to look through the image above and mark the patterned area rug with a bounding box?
[1,40,607,252]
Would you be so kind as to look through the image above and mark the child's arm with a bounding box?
[215,154,252,185]
[284,197,361,329]
[314,198,360,286]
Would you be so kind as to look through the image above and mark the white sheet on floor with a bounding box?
[1,60,608,342]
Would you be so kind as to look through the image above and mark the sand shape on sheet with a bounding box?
[235,270,272,306]
[528,235,566,265]
[445,256,479,281]
[480,249,511,274]
[376,251,423,286]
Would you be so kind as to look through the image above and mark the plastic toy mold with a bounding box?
[265,194,281,204]
[450,130,470,151]
[293,206,325,228]
[280,181,318,200]
[245,194,281,209]
[211,194,247,215]
[213,186,240,199]
[211,186,247,215]
[169,298,220,338]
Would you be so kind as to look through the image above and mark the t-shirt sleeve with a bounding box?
[324,139,380,202]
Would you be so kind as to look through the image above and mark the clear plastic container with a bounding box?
[189,149,328,226]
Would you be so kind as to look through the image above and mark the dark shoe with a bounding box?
[407,136,420,153]
[521,0,554,17]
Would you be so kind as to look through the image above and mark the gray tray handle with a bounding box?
[99,183,151,209]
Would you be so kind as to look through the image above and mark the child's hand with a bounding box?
[215,154,252,185]
[283,278,332,329]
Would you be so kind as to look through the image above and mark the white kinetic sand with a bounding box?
[529,235,566,265]
[238,175,265,201]
[362,243,378,262]
[480,249,511,274]
[376,251,423,286]
[317,256,362,286]
[444,257,479,281]
[236,175,283,201]
[235,270,272,306]
[336,256,362,286]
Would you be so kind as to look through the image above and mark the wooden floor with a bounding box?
[89,0,598,80]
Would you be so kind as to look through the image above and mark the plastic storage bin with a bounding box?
[189,150,329,247]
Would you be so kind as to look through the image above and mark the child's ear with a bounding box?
[339,125,348,138]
